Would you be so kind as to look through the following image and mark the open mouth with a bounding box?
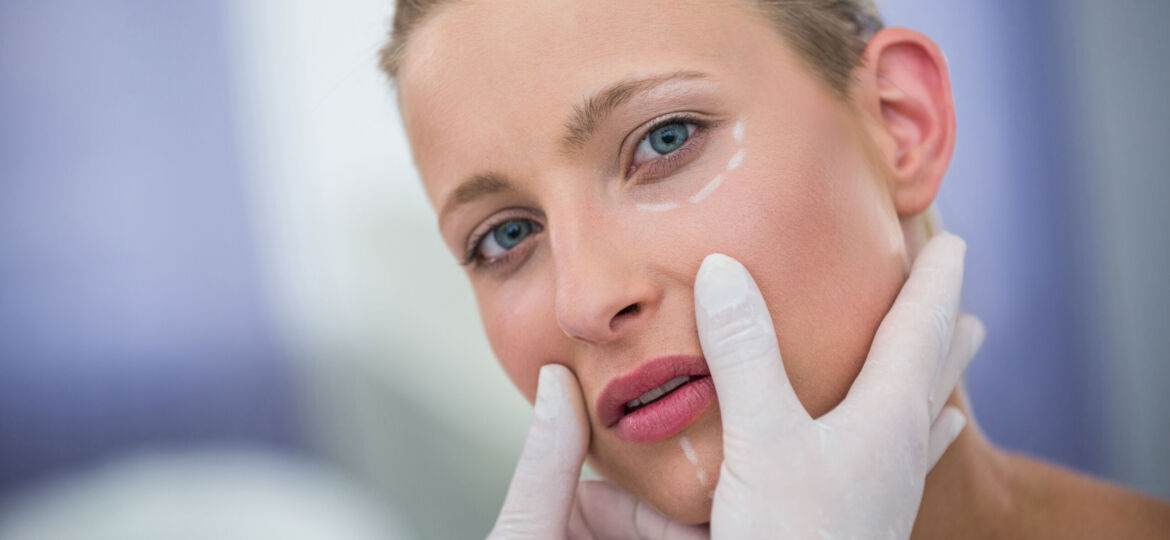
[622,375,698,414]
[597,355,717,443]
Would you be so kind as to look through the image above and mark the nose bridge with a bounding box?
[550,205,656,343]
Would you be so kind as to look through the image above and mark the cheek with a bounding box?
[477,269,561,404]
[688,134,906,417]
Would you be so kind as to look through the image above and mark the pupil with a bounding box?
[493,219,532,250]
[649,122,688,154]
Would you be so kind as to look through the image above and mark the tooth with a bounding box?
[627,376,693,410]
[643,387,665,403]
[663,376,689,392]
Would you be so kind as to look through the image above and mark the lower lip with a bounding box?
[611,376,716,443]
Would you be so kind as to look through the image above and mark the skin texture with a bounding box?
[396,0,1170,535]
[401,0,913,522]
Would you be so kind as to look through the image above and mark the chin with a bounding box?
[589,413,724,525]
[646,476,717,524]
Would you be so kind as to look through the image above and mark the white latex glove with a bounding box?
[489,232,983,539]
[692,231,980,539]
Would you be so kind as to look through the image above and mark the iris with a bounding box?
[648,122,689,154]
[492,219,533,250]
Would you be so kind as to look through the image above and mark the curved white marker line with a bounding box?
[727,148,746,171]
[634,119,746,212]
[689,173,724,203]
[635,201,680,212]
[680,436,699,464]
[680,436,709,487]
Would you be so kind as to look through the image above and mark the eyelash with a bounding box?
[624,113,711,182]
[461,211,544,270]
[462,113,712,272]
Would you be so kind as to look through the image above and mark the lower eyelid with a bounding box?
[633,125,709,182]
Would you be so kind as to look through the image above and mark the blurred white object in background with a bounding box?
[222,1,529,536]
[0,448,408,540]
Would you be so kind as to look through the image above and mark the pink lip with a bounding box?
[596,355,716,443]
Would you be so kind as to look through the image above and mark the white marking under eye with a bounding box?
[635,201,680,212]
[633,118,745,212]
[689,174,724,203]
[727,149,746,171]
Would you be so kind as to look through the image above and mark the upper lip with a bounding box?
[596,354,710,428]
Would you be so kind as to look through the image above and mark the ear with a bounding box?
[856,28,956,217]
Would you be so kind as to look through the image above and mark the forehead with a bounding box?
[397,0,787,203]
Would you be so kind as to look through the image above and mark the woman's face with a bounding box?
[399,0,909,523]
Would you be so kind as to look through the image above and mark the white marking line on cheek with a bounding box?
[680,436,699,464]
[688,120,745,205]
[727,148,746,171]
[688,173,724,203]
[635,201,680,212]
[639,120,746,210]
[680,436,709,487]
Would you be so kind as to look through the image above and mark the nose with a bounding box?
[551,216,661,344]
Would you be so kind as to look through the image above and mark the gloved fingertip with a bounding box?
[971,317,987,352]
[917,231,967,269]
[946,407,967,439]
[927,406,968,471]
[935,230,967,253]
[534,364,568,422]
[695,253,752,317]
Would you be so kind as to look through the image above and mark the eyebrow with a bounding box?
[438,70,712,230]
[560,70,711,153]
[439,172,513,229]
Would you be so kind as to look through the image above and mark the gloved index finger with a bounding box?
[489,364,591,540]
[847,232,966,413]
[694,254,807,445]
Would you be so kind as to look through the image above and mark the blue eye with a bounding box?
[633,121,696,166]
[477,218,535,259]
[648,122,689,154]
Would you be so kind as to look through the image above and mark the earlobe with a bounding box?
[861,28,956,217]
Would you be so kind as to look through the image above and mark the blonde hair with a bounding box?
[377,0,883,97]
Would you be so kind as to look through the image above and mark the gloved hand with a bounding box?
[488,232,983,539]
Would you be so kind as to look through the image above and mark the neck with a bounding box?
[912,385,1018,539]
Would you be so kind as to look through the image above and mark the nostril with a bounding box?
[612,303,640,330]
[616,303,640,317]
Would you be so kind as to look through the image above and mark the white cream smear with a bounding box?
[636,118,746,212]
[634,201,680,212]
[679,436,709,487]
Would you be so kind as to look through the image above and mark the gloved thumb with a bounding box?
[489,364,590,539]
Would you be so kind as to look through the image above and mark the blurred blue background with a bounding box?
[1,1,1167,538]
[0,0,300,486]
